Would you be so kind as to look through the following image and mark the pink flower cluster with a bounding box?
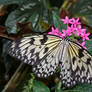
[48,16,90,49]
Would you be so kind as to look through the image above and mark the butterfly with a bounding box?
[6,34,92,88]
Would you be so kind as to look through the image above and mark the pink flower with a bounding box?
[62,29,67,37]
[71,17,81,27]
[67,25,76,34]
[61,16,73,24]
[81,32,90,41]
[77,41,87,50]
[58,32,63,38]
[48,16,90,50]
[76,25,86,36]
[66,29,72,36]
[81,41,87,49]
[48,27,59,35]
[48,27,63,37]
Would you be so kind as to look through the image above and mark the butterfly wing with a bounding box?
[7,35,63,77]
[7,34,92,87]
[60,39,92,88]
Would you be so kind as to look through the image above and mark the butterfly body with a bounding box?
[7,35,92,88]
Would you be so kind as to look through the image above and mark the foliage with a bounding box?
[0,0,92,92]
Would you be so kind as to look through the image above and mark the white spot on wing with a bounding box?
[19,40,31,47]
[20,43,30,51]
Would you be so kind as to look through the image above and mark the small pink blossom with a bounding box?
[67,25,76,34]
[48,27,55,35]
[81,41,87,49]
[71,17,81,27]
[48,27,59,35]
[48,27,63,37]
[66,29,72,36]
[77,41,87,49]
[62,29,66,37]
[58,32,63,38]
[81,32,90,41]
[76,25,86,36]
[61,16,73,24]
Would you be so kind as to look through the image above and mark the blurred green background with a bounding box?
[0,0,92,92]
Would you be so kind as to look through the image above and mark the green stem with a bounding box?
[60,0,70,9]
[57,82,62,90]
[60,0,73,11]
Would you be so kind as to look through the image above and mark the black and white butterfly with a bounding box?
[7,35,92,88]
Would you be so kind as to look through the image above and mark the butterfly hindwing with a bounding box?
[60,39,92,88]
[69,41,92,83]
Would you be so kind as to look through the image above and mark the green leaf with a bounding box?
[22,74,35,92]
[0,0,38,6]
[33,80,50,92]
[55,84,92,92]
[0,0,24,5]
[85,39,92,54]
[70,0,92,27]
[52,11,67,31]
[55,82,62,92]
[63,84,92,92]
[54,81,92,92]
[5,0,53,33]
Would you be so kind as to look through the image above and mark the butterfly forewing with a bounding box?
[7,35,63,77]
